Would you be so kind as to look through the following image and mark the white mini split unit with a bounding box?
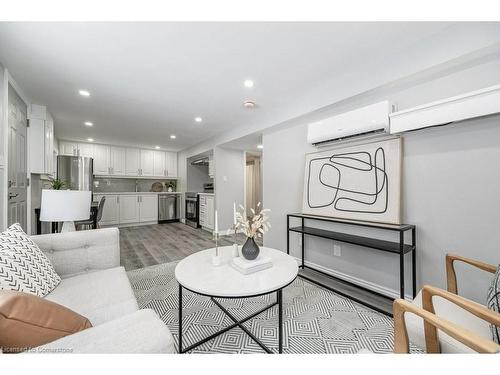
[307,101,391,146]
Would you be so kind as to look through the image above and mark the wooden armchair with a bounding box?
[393,253,499,353]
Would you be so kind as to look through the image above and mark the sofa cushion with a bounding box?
[486,265,500,344]
[405,290,492,353]
[45,266,138,325]
[33,309,175,354]
[0,223,61,297]
[0,290,92,353]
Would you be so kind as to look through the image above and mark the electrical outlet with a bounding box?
[333,243,341,257]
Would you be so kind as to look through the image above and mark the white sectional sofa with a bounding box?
[29,228,175,354]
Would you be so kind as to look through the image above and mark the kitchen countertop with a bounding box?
[197,192,214,196]
[94,191,183,195]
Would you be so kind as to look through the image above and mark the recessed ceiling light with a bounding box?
[87,138,94,142]
[79,90,90,97]
[244,79,254,88]
[257,144,264,149]
[195,117,203,123]
[243,100,256,108]
[84,121,93,127]
[170,135,176,139]
[155,146,161,149]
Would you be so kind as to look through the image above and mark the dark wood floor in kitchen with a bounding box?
[120,222,263,271]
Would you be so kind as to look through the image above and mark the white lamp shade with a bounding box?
[40,190,91,222]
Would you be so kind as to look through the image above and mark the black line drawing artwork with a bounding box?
[307,147,388,215]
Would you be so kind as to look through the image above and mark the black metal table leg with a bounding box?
[278,289,283,353]
[178,284,183,353]
[399,231,405,299]
[412,227,416,298]
[286,215,290,255]
[301,217,305,269]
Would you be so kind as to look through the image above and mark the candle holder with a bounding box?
[231,224,239,258]
[212,231,222,266]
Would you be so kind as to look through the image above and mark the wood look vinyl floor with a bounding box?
[120,222,263,271]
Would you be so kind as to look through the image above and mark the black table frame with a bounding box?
[287,213,416,316]
[34,205,98,235]
[178,280,295,354]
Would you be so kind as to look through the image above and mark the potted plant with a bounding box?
[166,182,175,192]
[235,202,271,260]
[49,178,66,190]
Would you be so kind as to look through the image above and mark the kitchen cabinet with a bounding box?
[93,144,109,175]
[59,141,79,156]
[140,150,155,176]
[139,195,158,222]
[109,146,126,175]
[125,148,141,176]
[153,151,165,177]
[165,151,177,177]
[78,142,94,158]
[118,194,140,224]
[94,194,119,225]
[198,194,214,230]
[28,107,55,176]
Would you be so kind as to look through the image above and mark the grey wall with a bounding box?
[215,147,245,232]
[263,57,500,304]
[187,163,211,192]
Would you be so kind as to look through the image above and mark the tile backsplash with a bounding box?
[93,178,177,193]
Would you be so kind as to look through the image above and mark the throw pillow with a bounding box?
[0,290,92,353]
[486,265,500,344]
[0,223,61,297]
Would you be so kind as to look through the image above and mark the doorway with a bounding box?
[245,153,262,215]
[7,84,28,230]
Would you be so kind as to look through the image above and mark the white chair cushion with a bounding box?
[405,290,492,353]
[45,266,138,325]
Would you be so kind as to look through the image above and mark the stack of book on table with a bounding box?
[231,255,273,275]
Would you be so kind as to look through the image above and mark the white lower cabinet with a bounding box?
[139,195,158,222]
[95,193,158,227]
[198,194,214,231]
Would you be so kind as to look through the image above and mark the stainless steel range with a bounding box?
[185,192,199,228]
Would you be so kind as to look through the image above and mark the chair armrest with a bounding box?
[30,228,120,278]
[420,285,500,353]
[393,298,500,354]
[446,253,496,294]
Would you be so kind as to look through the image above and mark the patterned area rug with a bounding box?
[127,262,422,354]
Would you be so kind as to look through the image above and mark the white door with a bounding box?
[94,194,119,225]
[139,195,158,222]
[125,148,140,176]
[110,147,126,175]
[140,150,154,176]
[93,144,109,175]
[119,194,140,223]
[206,196,215,230]
[7,85,28,231]
[59,141,78,156]
[165,151,177,177]
[78,143,94,158]
[153,151,166,177]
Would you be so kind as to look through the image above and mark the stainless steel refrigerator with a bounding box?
[57,155,94,191]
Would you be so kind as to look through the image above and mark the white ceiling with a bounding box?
[0,22,499,151]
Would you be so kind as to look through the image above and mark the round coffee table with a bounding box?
[175,246,298,353]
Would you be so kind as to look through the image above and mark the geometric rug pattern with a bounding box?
[127,262,423,354]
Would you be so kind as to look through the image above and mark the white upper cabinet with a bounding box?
[78,142,94,158]
[125,148,141,176]
[59,141,79,156]
[153,151,166,177]
[165,151,177,177]
[93,144,109,175]
[28,105,55,176]
[109,146,126,175]
[140,149,155,176]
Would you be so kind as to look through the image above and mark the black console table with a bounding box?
[287,213,416,315]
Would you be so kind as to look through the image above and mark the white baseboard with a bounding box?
[293,257,413,300]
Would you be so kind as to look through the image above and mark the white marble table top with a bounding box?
[175,246,298,298]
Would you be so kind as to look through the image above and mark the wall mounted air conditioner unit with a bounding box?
[389,84,500,134]
[307,101,391,146]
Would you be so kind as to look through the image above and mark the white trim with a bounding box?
[293,256,413,301]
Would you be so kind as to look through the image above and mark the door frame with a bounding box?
[1,69,31,232]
